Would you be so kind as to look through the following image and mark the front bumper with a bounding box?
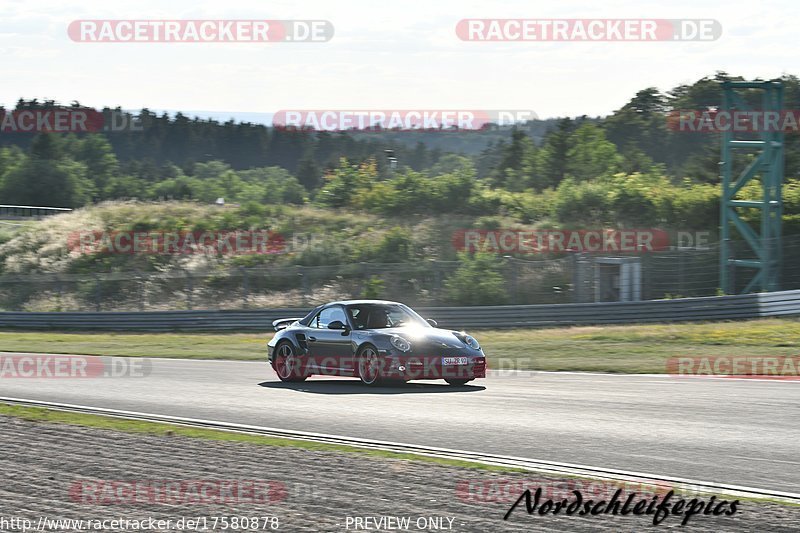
[380,355,486,380]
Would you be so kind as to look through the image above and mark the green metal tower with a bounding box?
[720,80,784,294]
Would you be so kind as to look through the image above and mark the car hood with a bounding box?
[364,327,471,350]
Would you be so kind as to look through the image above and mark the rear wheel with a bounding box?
[357,345,383,386]
[273,342,307,382]
[445,378,471,386]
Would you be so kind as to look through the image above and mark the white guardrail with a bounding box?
[0,290,799,331]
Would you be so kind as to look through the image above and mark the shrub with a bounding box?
[361,276,385,298]
[444,252,508,305]
[553,177,612,225]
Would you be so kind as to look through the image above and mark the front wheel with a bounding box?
[357,345,383,386]
[445,378,472,386]
[273,342,307,382]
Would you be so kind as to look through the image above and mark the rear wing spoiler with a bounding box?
[272,318,302,331]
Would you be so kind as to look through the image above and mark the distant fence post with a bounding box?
[185,270,193,310]
[241,268,249,309]
[54,275,63,312]
[94,273,102,312]
[642,251,651,300]
[137,270,145,311]
[431,262,441,304]
[570,252,579,302]
[506,258,518,304]
[298,266,308,306]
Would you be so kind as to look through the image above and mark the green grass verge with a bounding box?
[0,403,520,473]
[1,317,799,373]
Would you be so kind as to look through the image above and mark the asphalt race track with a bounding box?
[1,355,798,495]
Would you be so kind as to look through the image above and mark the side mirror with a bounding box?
[328,320,348,331]
[426,318,438,327]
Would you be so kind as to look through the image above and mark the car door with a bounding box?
[306,305,355,375]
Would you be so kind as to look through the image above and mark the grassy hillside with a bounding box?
[0,200,506,276]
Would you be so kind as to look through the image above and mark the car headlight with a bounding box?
[390,335,411,352]
[463,334,480,350]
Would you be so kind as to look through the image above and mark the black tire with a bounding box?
[273,342,308,382]
[357,345,383,386]
[445,378,472,386]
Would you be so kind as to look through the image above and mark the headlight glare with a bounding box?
[390,335,411,352]
[464,335,480,350]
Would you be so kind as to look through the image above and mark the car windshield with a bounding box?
[346,303,429,330]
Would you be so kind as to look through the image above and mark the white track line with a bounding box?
[1,396,798,504]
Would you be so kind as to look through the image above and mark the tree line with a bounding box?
[0,72,799,223]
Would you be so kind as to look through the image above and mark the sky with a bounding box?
[1,0,797,123]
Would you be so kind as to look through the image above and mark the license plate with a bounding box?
[442,356,469,366]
